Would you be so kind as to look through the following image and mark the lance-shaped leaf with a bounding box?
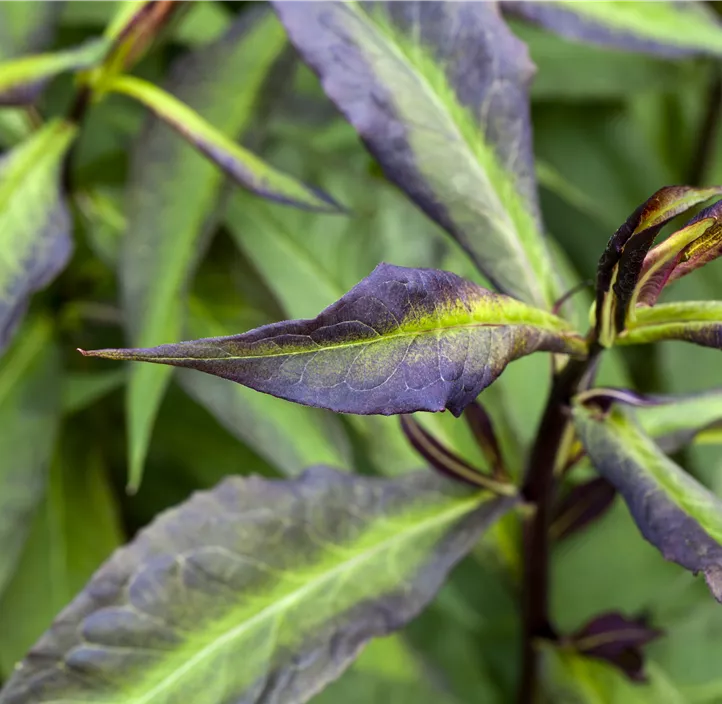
[0,318,60,599]
[573,400,722,603]
[0,119,76,353]
[107,74,339,212]
[619,301,722,350]
[0,2,62,60]
[273,0,558,308]
[504,1,722,58]
[550,477,616,542]
[83,264,585,417]
[119,10,288,491]
[576,386,722,455]
[594,185,722,343]
[0,39,110,106]
[0,467,517,704]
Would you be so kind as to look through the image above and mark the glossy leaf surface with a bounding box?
[119,10,287,490]
[0,39,109,105]
[0,467,515,704]
[574,401,722,602]
[85,264,585,417]
[0,119,76,354]
[0,319,60,599]
[506,1,722,58]
[273,0,558,308]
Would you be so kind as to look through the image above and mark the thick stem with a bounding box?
[517,350,600,704]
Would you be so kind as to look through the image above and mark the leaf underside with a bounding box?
[272,0,558,308]
[0,467,515,704]
[85,264,584,417]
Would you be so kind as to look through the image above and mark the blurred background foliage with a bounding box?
[3,1,722,702]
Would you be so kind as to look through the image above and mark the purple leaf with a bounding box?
[551,477,616,542]
[81,264,585,417]
[574,400,722,603]
[272,0,559,308]
[569,612,662,682]
[463,401,506,478]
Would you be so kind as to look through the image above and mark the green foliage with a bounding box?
[5,2,722,703]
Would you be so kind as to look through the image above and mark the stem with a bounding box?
[517,348,600,703]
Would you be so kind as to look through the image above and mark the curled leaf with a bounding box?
[573,400,722,603]
[273,0,558,308]
[0,119,76,353]
[594,185,722,343]
[82,264,585,417]
[0,467,516,704]
[505,1,722,58]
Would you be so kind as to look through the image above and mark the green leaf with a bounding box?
[0,318,60,600]
[0,468,516,704]
[83,264,585,418]
[0,437,123,675]
[0,38,110,105]
[107,74,340,213]
[0,2,62,60]
[118,10,288,492]
[619,301,722,349]
[273,1,559,308]
[573,400,722,602]
[0,119,77,353]
[61,368,126,415]
[506,1,722,57]
[179,298,353,475]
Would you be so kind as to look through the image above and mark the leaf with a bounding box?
[594,185,722,344]
[0,119,76,355]
[179,298,353,475]
[569,612,662,683]
[0,318,60,600]
[619,300,722,350]
[505,1,722,58]
[0,467,516,704]
[0,38,110,105]
[107,74,340,212]
[0,2,63,60]
[573,400,722,603]
[551,477,617,542]
[118,10,288,491]
[0,437,123,675]
[272,0,559,308]
[61,369,126,415]
[83,263,585,417]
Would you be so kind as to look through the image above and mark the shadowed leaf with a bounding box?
[551,477,616,542]
[0,119,76,353]
[0,39,110,105]
[273,0,558,308]
[569,612,662,683]
[463,401,506,478]
[573,400,722,603]
[594,185,722,344]
[84,264,585,417]
[0,467,516,704]
[118,10,288,491]
[0,318,60,599]
[505,1,722,58]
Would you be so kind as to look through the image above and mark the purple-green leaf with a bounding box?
[573,399,722,603]
[0,119,76,354]
[82,264,585,417]
[505,1,722,58]
[594,185,722,344]
[0,467,516,704]
[272,0,559,309]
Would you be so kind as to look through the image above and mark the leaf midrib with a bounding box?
[123,491,491,704]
